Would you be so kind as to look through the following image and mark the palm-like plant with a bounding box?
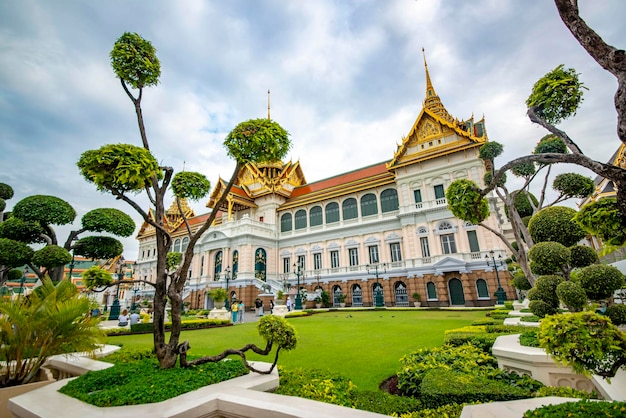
[0,277,106,387]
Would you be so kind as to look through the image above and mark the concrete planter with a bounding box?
[0,376,55,418]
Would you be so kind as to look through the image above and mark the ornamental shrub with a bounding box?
[556,281,587,312]
[275,367,356,407]
[568,245,598,268]
[528,206,585,247]
[419,369,531,408]
[523,400,626,418]
[578,264,625,301]
[528,275,563,317]
[606,304,626,326]
[394,403,466,418]
[351,390,422,416]
[538,312,626,377]
[534,385,597,399]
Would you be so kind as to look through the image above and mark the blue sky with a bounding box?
[1,1,625,259]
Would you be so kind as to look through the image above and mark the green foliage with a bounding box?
[0,183,14,200]
[510,191,538,218]
[519,329,540,347]
[81,208,135,236]
[397,344,496,397]
[574,198,626,246]
[420,370,532,408]
[12,195,76,226]
[578,264,625,301]
[605,304,626,326]
[523,400,626,418]
[511,161,536,178]
[556,281,587,312]
[352,390,423,416]
[526,65,586,125]
[257,315,297,351]
[166,251,182,270]
[445,179,489,224]
[394,403,466,418]
[59,358,247,406]
[534,134,568,155]
[7,269,23,281]
[0,238,34,268]
[528,300,555,318]
[320,290,331,307]
[552,173,594,199]
[74,236,124,260]
[538,312,626,377]
[275,367,357,407]
[208,287,227,303]
[534,385,597,399]
[528,275,563,317]
[77,143,163,193]
[121,318,230,335]
[512,271,532,291]
[82,265,114,289]
[0,199,4,212]
[478,141,503,160]
[483,171,507,188]
[528,206,585,247]
[171,171,211,201]
[0,216,45,243]
[568,245,598,268]
[223,118,291,164]
[0,277,106,387]
[32,244,72,268]
[110,32,161,90]
[528,242,570,275]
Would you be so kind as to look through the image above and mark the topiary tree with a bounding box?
[556,281,587,312]
[528,275,563,317]
[605,305,626,326]
[528,206,586,247]
[538,311,626,378]
[578,264,625,302]
[528,241,571,277]
[568,245,598,268]
[574,198,626,247]
[0,190,135,282]
[78,32,292,370]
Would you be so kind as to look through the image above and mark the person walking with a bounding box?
[238,300,244,323]
[231,300,239,323]
[286,297,292,312]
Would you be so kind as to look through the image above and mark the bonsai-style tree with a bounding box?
[78,32,291,369]
[0,277,106,387]
[0,185,134,283]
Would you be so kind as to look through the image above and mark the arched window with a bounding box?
[394,281,409,306]
[342,198,358,220]
[351,284,363,307]
[214,251,223,281]
[325,202,340,223]
[332,285,343,306]
[173,238,181,253]
[381,189,399,212]
[232,250,239,279]
[280,213,292,232]
[181,237,189,252]
[295,209,307,229]
[360,193,378,216]
[254,248,267,282]
[426,281,437,300]
[310,206,323,227]
[476,279,489,299]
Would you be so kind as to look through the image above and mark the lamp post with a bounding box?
[367,263,386,307]
[486,250,507,305]
[130,285,141,311]
[293,262,303,310]
[18,267,28,300]
[223,266,231,310]
[109,257,125,320]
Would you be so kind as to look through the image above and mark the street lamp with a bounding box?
[367,263,386,307]
[130,285,141,311]
[293,262,304,310]
[486,250,507,305]
[18,266,28,300]
[109,257,125,320]
[223,266,231,310]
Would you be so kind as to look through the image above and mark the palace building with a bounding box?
[135,57,515,310]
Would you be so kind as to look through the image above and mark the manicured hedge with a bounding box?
[106,319,230,335]
[523,400,626,417]
[420,369,530,408]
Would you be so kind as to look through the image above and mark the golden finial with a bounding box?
[267,89,271,120]
[422,47,434,98]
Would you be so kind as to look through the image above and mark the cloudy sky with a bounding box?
[1,1,625,260]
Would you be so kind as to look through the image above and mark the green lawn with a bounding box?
[107,309,488,391]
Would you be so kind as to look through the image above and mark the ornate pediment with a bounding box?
[239,160,306,198]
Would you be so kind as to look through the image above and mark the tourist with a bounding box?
[286,297,292,312]
[117,309,129,327]
[231,300,239,323]
[270,299,275,314]
[129,311,140,325]
[238,300,244,323]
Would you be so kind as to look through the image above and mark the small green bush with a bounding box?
[534,385,597,399]
[556,281,587,312]
[523,400,626,418]
[275,367,356,407]
[352,390,422,416]
[606,304,626,326]
[471,318,502,326]
[578,264,625,301]
[529,300,557,318]
[420,369,530,408]
[568,245,598,268]
[519,330,540,347]
[393,403,466,418]
[520,315,541,323]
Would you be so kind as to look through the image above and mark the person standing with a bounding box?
[270,299,275,314]
[286,297,292,312]
[231,300,239,323]
[238,300,245,323]
[129,311,140,325]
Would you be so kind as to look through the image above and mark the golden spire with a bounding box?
[421,48,454,123]
[422,47,435,99]
[267,89,271,120]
